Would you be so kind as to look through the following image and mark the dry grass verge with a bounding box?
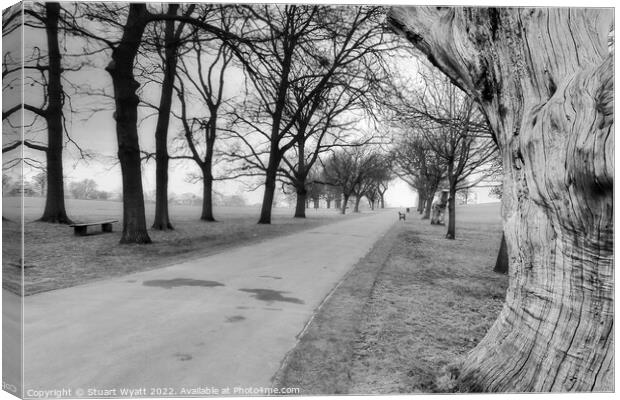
[274,203,509,394]
[2,197,362,295]
[272,223,400,394]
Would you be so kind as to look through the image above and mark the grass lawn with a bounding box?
[274,202,509,394]
[2,197,363,295]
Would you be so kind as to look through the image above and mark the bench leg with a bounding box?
[74,226,88,236]
[102,223,113,233]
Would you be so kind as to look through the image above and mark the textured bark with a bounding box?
[353,196,361,213]
[106,5,151,244]
[294,187,307,218]
[494,232,509,274]
[152,4,180,231]
[416,189,426,214]
[422,192,434,220]
[201,166,216,222]
[38,3,71,224]
[340,194,349,214]
[258,152,280,224]
[293,136,308,219]
[390,7,613,392]
[446,185,457,239]
[256,20,296,225]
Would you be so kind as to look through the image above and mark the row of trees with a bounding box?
[323,146,391,214]
[387,65,499,239]
[2,4,402,243]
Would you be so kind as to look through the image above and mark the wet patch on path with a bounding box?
[239,288,304,304]
[143,278,224,289]
[225,315,246,323]
[173,352,193,361]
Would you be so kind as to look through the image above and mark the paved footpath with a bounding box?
[21,211,395,396]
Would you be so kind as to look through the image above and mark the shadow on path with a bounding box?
[239,288,304,304]
[143,278,224,289]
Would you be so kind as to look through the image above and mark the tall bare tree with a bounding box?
[413,75,497,238]
[279,82,373,218]
[66,3,245,243]
[390,7,613,391]
[172,23,234,222]
[224,5,394,224]
[3,3,73,223]
[147,4,195,230]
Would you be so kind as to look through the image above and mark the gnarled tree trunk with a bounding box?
[390,7,613,392]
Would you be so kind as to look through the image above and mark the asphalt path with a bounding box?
[21,210,396,397]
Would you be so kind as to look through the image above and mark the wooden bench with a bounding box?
[69,220,118,236]
[398,212,406,221]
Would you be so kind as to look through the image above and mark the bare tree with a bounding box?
[390,7,613,391]
[3,3,74,223]
[376,178,390,209]
[412,76,497,238]
[278,82,374,218]
[224,5,394,224]
[350,153,391,212]
[146,4,195,230]
[172,22,234,222]
[370,155,393,209]
[323,146,384,214]
[391,134,445,219]
[65,3,246,243]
